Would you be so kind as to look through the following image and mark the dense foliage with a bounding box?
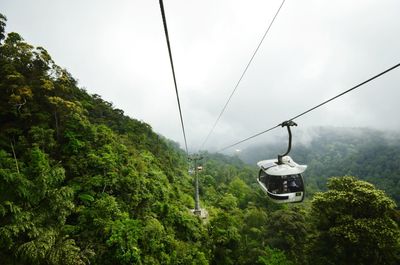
[1,15,399,264]
[308,176,400,265]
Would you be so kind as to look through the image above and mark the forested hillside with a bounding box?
[1,15,399,265]
[239,127,400,204]
[0,14,202,264]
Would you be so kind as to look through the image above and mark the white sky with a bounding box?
[1,0,400,152]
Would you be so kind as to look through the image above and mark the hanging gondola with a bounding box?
[257,121,307,203]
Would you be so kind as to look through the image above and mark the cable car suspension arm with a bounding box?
[278,120,297,164]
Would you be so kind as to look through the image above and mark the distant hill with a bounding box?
[239,127,400,204]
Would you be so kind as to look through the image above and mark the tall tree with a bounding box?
[0,14,6,42]
[266,208,308,264]
[308,176,400,265]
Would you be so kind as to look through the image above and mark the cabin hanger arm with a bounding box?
[278,120,297,164]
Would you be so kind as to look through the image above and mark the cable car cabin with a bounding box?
[257,156,306,203]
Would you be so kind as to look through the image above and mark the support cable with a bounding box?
[287,62,400,122]
[159,0,189,155]
[200,0,286,150]
[218,62,400,152]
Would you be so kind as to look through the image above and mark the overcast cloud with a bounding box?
[2,0,400,152]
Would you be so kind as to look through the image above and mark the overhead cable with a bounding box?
[159,0,189,155]
[199,0,286,150]
[287,62,400,121]
[218,125,280,152]
[218,62,400,152]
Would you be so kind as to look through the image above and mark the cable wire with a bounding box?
[200,0,286,150]
[217,124,280,152]
[287,62,400,122]
[218,62,400,152]
[159,0,189,155]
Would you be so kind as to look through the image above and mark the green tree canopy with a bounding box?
[308,176,400,265]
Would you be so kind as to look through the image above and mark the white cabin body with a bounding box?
[257,156,306,203]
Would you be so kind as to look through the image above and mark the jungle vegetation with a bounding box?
[0,14,399,264]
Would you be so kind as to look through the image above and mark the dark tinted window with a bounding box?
[259,171,304,194]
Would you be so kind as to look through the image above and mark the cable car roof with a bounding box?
[257,156,307,176]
